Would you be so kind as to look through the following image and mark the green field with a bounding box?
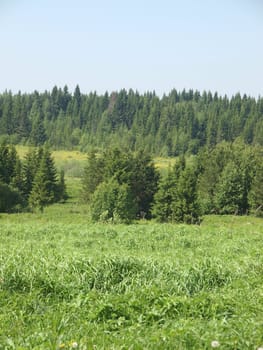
[1,148,263,349]
[1,206,263,349]
[15,146,178,178]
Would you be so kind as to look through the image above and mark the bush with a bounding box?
[0,182,25,212]
[90,179,137,223]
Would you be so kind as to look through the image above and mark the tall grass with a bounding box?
[1,213,263,349]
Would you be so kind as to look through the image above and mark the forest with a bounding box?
[1,87,263,349]
[1,141,262,221]
[0,86,263,219]
[0,86,263,155]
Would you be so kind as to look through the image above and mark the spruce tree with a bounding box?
[249,163,263,216]
[82,150,105,202]
[172,166,202,224]
[0,143,11,184]
[30,114,47,146]
[129,150,159,218]
[84,147,159,221]
[22,149,39,198]
[0,143,19,185]
[28,149,57,211]
[153,156,193,223]
[29,159,51,212]
[215,162,245,215]
[56,169,68,202]
[10,157,24,193]
[152,167,176,222]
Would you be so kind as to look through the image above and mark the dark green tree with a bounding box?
[29,101,47,146]
[171,166,202,224]
[28,149,58,211]
[128,150,159,218]
[10,157,24,193]
[29,161,51,212]
[0,143,19,185]
[1,87,263,157]
[215,162,246,215]
[152,156,185,222]
[0,91,13,135]
[56,169,68,202]
[152,167,176,222]
[249,162,263,216]
[83,148,159,220]
[0,181,25,213]
[22,148,39,198]
[82,150,105,202]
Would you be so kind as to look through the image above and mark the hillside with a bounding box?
[0,87,263,156]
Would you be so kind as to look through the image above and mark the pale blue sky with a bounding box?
[1,0,263,96]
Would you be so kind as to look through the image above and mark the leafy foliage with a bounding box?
[0,181,25,212]
[90,179,137,223]
[82,148,159,221]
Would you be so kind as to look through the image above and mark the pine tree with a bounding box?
[28,99,45,146]
[29,159,51,212]
[171,166,202,224]
[56,169,68,202]
[28,149,58,212]
[215,162,245,215]
[82,150,105,202]
[152,156,187,222]
[152,167,176,222]
[22,149,39,198]
[0,143,19,185]
[16,101,31,139]
[249,163,263,216]
[40,148,58,202]
[0,142,11,183]
[83,147,159,220]
[129,150,159,218]
[30,114,47,146]
[10,157,24,193]
[0,92,13,135]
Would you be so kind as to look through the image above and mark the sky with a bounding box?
[0,0,263,97]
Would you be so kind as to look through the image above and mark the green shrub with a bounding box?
[0,182,25,212]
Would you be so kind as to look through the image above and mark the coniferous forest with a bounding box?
[0,86,263,221]
[0,86,263,155]
[1,85,263,346]
[2,1,263,348]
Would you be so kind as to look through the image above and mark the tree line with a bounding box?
[0,143,67,212]
[1,142,262,221]
[0,86,263,156]
[82,142,263,223]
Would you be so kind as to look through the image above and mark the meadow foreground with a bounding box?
[0,209,263,349]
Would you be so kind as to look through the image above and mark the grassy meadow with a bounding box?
[1,210,263,349]
[1,147,263,349]
[15,146,178,178]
